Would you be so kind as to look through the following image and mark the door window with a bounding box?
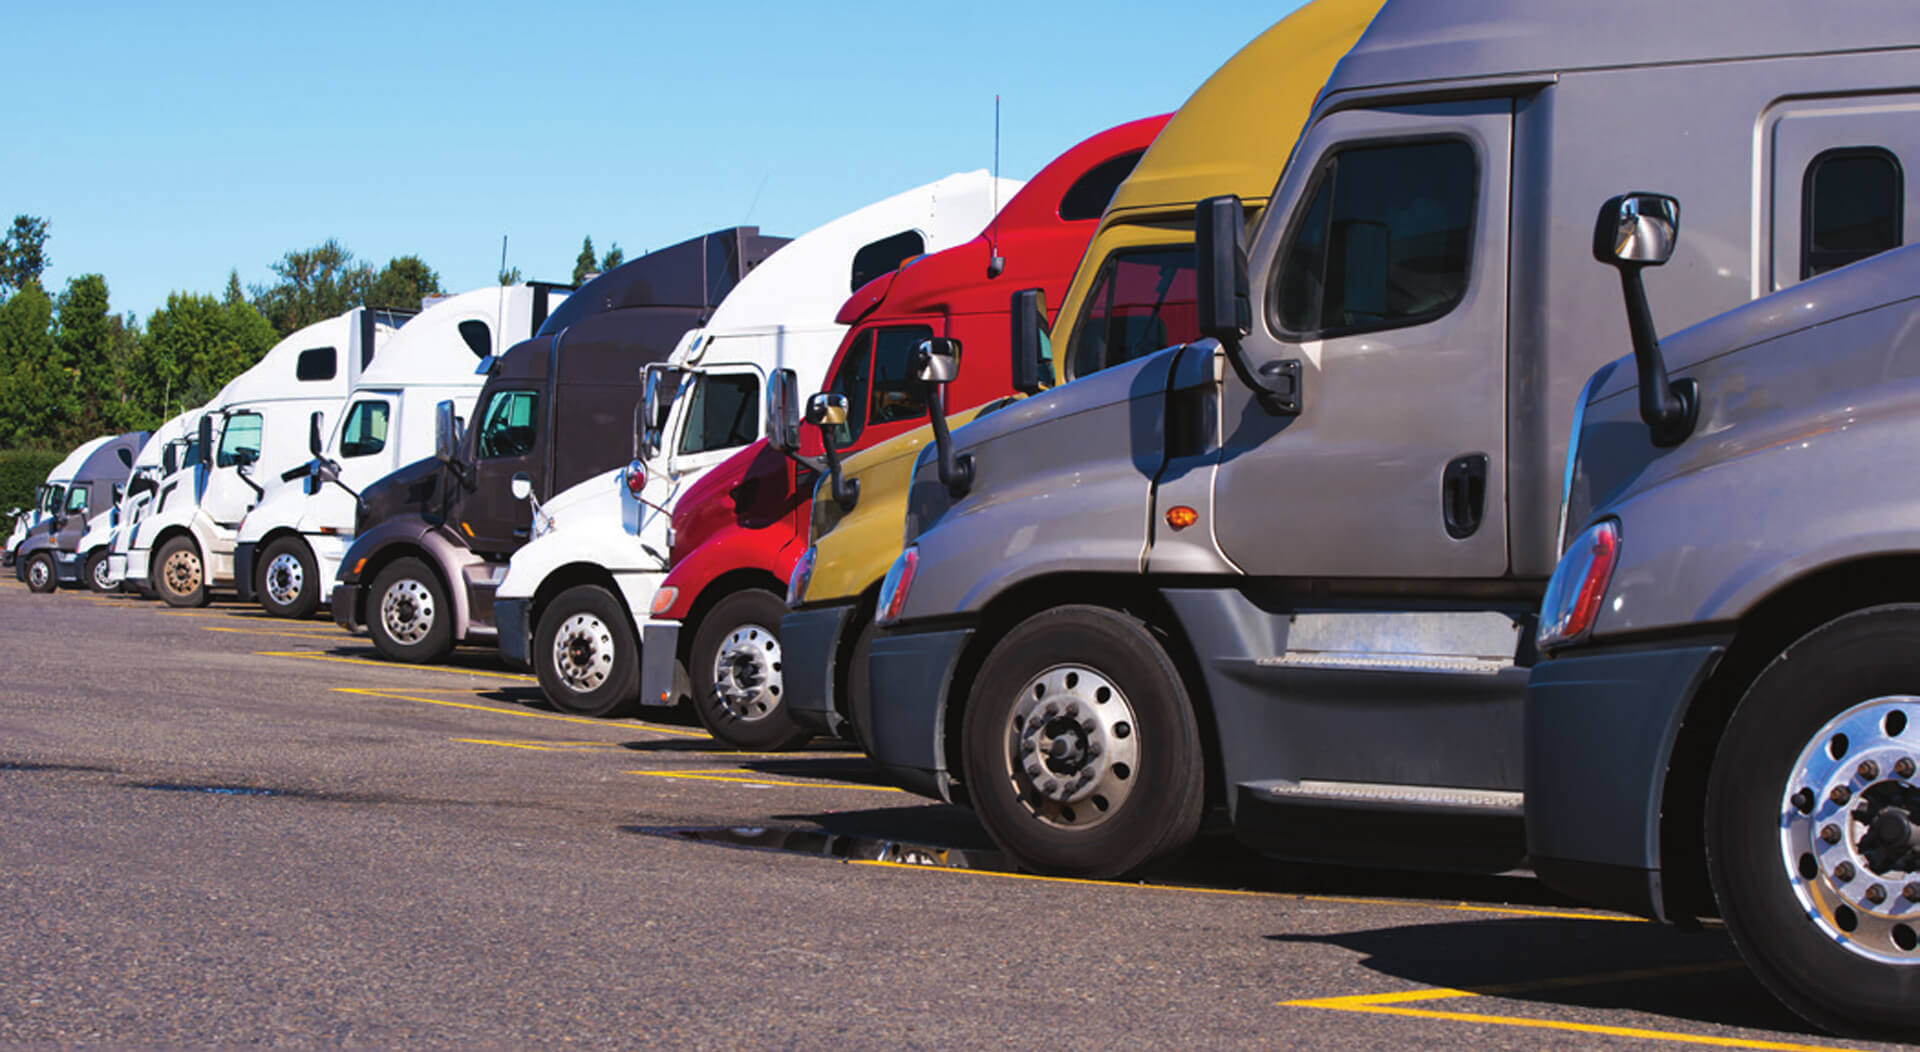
[65,487,88,514]
[1272,139,1478,339]
[1066,246,1199,379]
[823,330,873,446]
[677,372,760,456]
[869,325,935,427]
[1802,147,1903,278]
[475,390,539,460]
[339,400,391,458]
[216,412,263,467]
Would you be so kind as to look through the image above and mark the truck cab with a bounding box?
[782,0,1382,751]
[490,171,1016,723]
[234,283,564,619]
[13,432,147,593]
[330,228,787,662]
[863,0,1920,880]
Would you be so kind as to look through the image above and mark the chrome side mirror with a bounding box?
[1592,192,1694,447]
[767,368,803,454]
[914,338,973,498]
[1596,193,1679,266]
[912,337,962,384]
[434,399,459,463]
[804,393,849,428]
[510,472,533,502]
[805,393,858,510]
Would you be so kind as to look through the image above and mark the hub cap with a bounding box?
[379,579,436,646]
[711,623,782,721]
[162,548,201,597]
[265,552,304,606]
[27,558,49,589]
[553,612,615,693]
[1002,664,1140,830]
[1779,695,1920,964]
[91,557,114,590]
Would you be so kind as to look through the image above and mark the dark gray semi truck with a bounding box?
[13,431,147,593]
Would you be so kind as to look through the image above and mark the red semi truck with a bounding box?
[635,115,1170,748]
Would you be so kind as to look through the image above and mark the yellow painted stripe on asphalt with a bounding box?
[1281,962,1857,1052]
[333,687,708,738]
[200,625,348,639]
[454,738,625,751]
[628,769,906,792]
[256,649,538,682]
[842,859,1643,922]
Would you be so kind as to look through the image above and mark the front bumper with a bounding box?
[331,580,367,634]
[1524,639,1726,921]
[495,598,532,670]
[866,625,975,802]
[781,604,855,735]
[233,541,258,602]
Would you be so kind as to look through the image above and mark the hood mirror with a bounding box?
[915,338,973,498]
[510,472,533,502]
[806,392,858,511]
[1593,192,1695,447]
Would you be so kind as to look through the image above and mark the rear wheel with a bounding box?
[259,536,320,619]
[366,557,453,663]
[533,585,639,718]
[154,536,206,607]
[1707,604,1920,1038]
[24,552,55,593]
[84,549,115,593]
[690,589,811,751]
[961,605,1205,878]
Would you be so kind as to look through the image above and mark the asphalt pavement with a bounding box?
[0,578,1910,1050]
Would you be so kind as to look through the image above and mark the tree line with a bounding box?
[0,218,624,452]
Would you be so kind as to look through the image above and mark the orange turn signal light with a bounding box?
[1166,505,1199,530]
[351,558,367,576]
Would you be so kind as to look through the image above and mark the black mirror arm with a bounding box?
[819,434,858,511]
[923,383,974,498]
[1617,266,1697,447]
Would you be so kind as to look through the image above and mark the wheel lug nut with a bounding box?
[1791,788,1816,813]
[1025,763,1042,780]
[1904,884,1920,902]
[1858,760,1880,781]
[1080,719,1097,734]
[1086,743,1101,758]
[1041,779,1059,797]
[1831,786,1852,806]
[1835,861,1856,882]
[1898,758,1916,780]
[1867,884,1888,904]
[1822,824,1843,844]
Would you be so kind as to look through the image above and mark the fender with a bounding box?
[654,511,807,620]
[498,516,669,605]
[335,513,481,640]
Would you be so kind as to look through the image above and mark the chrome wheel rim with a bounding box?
[27,559,49,590]
[162,548,200,597]
[1002,664,1140,831]
[265,552,304,607]
[379,578,435,646]
[553,612,616,693]
[1779,695,1920,964]
[711,622,782,721]
[90,556,114,590]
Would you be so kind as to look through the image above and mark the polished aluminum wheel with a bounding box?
[264,551,305,607]
[162,547,201,598]
[1002,664,1140,831]
[1780,695,1920,964]
[711,622,782,721]
[379,578,437,646]
[90,555,115,591]
[26,558,50,591]
[553,612,616,693]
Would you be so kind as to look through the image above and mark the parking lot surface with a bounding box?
[1,579,1911,1050]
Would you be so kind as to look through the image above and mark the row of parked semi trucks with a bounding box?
[9,0,1920,1034]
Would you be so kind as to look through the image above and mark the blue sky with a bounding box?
[2,1,1307,322]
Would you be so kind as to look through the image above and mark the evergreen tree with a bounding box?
[572,236,597,285]
[365,255,443,313]
[0,285,77,448]
[600,243,625,272]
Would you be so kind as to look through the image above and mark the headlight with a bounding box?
[787,546,816,608]
[1537,519,1620,655]
[875,546,919,626]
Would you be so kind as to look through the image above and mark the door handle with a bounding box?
[1442,453,1489,540]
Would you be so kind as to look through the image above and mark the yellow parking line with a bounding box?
[333,687,709,738]
[256,649,538,682]
[842,858,1645,921]
[201,625,347,639]
[628,769,906,792]
[1278,962,1862,1051]
[454,738,626,751]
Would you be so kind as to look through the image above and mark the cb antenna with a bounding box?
[496,235,509,356]
[988,95,1005,278]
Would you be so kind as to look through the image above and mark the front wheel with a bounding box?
[259,536,320,619]
[961,605,1205,878]
[690,589,811,751]
[24,552,55,593]
[533,585,640,718]
[154,536,207,607]
[85,549,115,593]
[1707,604,1920,1038]
[366,557,453,663]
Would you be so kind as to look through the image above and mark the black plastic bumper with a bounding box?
[866,625,974,802]
[53,550,82,585]
[1524,639,1726,921]
[331,580,365,633]
[781,604,854,735]
[495,598,531,670]
[234,542,259,602]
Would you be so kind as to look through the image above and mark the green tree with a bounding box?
[251,239,374,336]
[0,284,78,448]
[223,269,246,306]
[54,273,114,437]
[139,293,278,423]
[600,243,625,272]
[572,236,597,285]
[0,215,49,296]
[498,265,522,286]
[365,255,443,312]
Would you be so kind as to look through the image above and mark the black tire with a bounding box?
[366,557,454,663]
[24,552,55,594]
[1706,604,1920,1039]
[961,605,1205,878]
[533,585,640,718]
[154,536,207,607]
[844,615,877,750]
[258,536,321,619]
[84,549,114,593]
[689,589,811,751]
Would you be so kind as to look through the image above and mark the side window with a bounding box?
[1067,246,1199,379]
[850,230,927,292]
[824,330,874,445]
[216,412,264,467]
[339,400,391,458]
[1058,150,1148,222]
[476,390,539,460]
[868,325,935,427]
[296,347,337,382]
[1273,139,1477,339]
[66,487,88,514]
[458,320,492,359]
[678,373,761,456]
[1803,147,1903,278]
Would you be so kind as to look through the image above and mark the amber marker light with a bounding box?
[1166,505,1199,530]
[351,558,367,575]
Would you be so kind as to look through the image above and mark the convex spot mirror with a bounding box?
[805,393,850,427]
[510,472,533,502]
[912,338,962,384]
[766,368,802,454]
[1594,193,1679,267]
[434,400,459,462]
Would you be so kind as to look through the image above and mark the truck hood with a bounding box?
[356,456,443,533]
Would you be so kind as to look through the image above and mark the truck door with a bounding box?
[463,387,540,554]
[1765,93,1920,291]
[1206,99,1513,580]
[204,410,265,528]
[667,365,764,479]
[335,394,398,490]
[819,320,939,454]
[59,484,90,549]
